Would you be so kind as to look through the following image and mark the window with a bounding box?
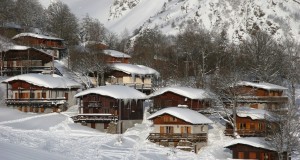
[239,123,246,129]
[164,116,177,122]
[238,152,244,159]
[249,152,256,159]
[201,125,205,132]
[258,123,263,130]
[181,126,191,134]
[250,123,255,130]
[166,126,174,134]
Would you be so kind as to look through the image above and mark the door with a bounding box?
[238,152,244,159]
[249,152,256,159]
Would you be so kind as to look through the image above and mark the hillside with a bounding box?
[39,0,300,43]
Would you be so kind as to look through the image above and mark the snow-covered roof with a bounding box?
[225,137,276,151]
[2,73,81,89]
[236,107,276,120]
[103,49,131,58]
[149,86,213,100]
[8,45,30,50]
[235,81,287,91]
[74,85,147,99]
[110,63,160,77]
[148,107,213,124]
[12,33,64,41]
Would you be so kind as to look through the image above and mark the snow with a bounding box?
[12,33,63,41]
[148,107,213,124]
[2,73,81,89]
[103,49,131,58]
[236,107,276,121]
[74,85,147,100]
[41,0,300,43]
[0,140,69,160]
[235,81,288,90]
[9,45,30,51]
[224,137,276,151]
[110,63,160,77]
[149,86,212,100]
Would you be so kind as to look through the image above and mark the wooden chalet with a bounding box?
[0,23,23,38]
[72,85,147,133]
[105,63,160,94]
[103,49,131,63]
[2,73,81,113]
[149,86,213,112]
[147,107,213,153]
[223,81,288,111]
[225,107,278,137]
[12,33,65,59]
[225,137,288,160]
[0,45,58,76]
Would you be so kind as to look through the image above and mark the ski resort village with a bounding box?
[1,0,300,160]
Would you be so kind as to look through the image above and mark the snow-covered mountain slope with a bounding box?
[40,0,300,43]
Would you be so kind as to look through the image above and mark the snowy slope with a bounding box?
[39,0,300,43]
[0,106,233,160]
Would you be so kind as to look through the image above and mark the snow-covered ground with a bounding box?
[0,105,233,160]
[0,63,233,159]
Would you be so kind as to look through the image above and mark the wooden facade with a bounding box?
[0,47,56,76]
[226,143,287,160]
[151,92,210,112]
[223,82,288,111]
[13,35,64,50]
[105,70,153,94]
[104,55,130,63]
[225,116,269,137]
[148,113,209,153]
[73,93,144,132]
[4,80,79,113]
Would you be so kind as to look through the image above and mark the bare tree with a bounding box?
[46,1,79,45]
[14,0,45,31]
[270,39,300,160]
[80,14,106,44]
[240,31,286,83]
[0,0,15,26]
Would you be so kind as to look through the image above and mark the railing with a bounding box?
[148,133,207,142]
[6,98,66,105]
[224,129,266,137]
[71,114,118,123]
[109,83,152,90]
[222,96,288,103]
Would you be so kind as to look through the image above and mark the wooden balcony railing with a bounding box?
[6,98,66,106]
[108,83,152,90]
[148,133,208,143]
[222,96,288,103]
[224,129,266,137]
[71,114,118,123]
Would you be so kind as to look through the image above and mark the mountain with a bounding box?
[39,0,300,43]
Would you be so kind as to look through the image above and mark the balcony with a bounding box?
[222,96,288,103]
[71,114,118,123]
[147,133,208,143]
[6,98,66,106]
[224,129,266,137]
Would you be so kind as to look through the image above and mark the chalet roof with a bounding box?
[148,86,213,100]
[224,137,276,151]
[110,63,160,77]
[235,81,287,91]
[236,107,276,121]
[147,107,213,124]
[103,49,131,58]
[2,73,81,89]
[74,85,147,100]
[12,33,64,41]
